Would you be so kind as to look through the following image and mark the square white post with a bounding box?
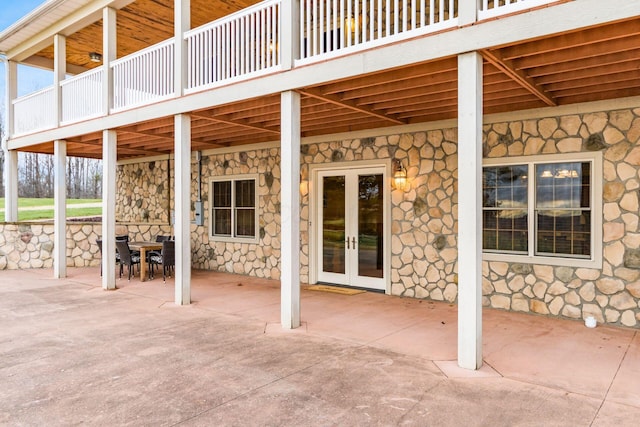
[459,0,479,26]
[3,60,18,222]
[174,0,190,96]
[4,150,18,222]
[174,113,191,305]
[280,90,301,329]
[102,130,117,290]
[54,34,66,125]
[54,140,67,278]
[280,0,300,70]
[457,51,483,370]
[103,7,116,115]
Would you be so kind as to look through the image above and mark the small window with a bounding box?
[210,175,257,242]
[483,153,602,268]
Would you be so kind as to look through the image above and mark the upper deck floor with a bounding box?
[1,0,639,159]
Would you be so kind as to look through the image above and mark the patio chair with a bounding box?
[115,240,141,281]
[148,240,175,282]
[116,234,140,257]
[96,239,122,277]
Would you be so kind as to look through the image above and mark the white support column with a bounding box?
[174,0,190,96]
[53,140,67,278]
[4,150,18,222]
[53,34,66,125]
[280,90,301,329]
[457,51,483,370]
[280,0,300,70]
[3,59,18,222]
[102,130,117,290]
[459,0,479,26]
[5,60,17,138]
[174,113,191,305]
[103,7,116,115]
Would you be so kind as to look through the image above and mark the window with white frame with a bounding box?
[482,152,602,268]
[210,175,258,241]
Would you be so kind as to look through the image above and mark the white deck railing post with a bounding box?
[103,7,116,115]
[459,0,478,25]
[175,0,190,97]
[281,0,299,69]
[54,34,66,126]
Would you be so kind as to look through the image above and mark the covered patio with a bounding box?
[2,266,638,422]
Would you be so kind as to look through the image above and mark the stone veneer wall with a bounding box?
[300,108,640,328]
[0,222,102,269]
[112,107,640,328]
[189,147,282,279]
[116,159,172,223]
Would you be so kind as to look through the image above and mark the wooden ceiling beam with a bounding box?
[513,34,640,70]
[191,110,280,134]
[530,53,640,80]
[500,19,640,61]
[480,49,556,107]
[297,87,407,125]
[544,70,640,92]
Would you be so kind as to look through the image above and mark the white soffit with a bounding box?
[0,0,133,57]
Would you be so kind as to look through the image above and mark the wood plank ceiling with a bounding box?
[23,4,640,160]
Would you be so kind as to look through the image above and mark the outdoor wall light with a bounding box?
[89,52,103,63]
[393,159,407,190]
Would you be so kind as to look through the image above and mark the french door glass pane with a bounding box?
[358,174,384,278]
[322,176,346,274]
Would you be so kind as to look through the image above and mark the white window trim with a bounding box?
[208,173,259,244]
[483,151,603,269]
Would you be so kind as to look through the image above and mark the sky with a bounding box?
[0,0,53,108]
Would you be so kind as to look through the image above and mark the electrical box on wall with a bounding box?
[194,201,204,226]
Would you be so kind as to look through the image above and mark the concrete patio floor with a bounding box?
[1,267,639,426]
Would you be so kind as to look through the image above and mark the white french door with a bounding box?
[315,166,387,291]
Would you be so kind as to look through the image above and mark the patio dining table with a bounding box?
[128,241,163,282]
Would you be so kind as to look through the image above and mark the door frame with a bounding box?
[308,159,392,294]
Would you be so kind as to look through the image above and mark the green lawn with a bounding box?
[0,198,101,209]
[0,198,102,222]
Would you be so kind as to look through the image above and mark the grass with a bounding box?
[0,198,100,209]
[0,198,102,222]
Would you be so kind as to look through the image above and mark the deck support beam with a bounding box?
[457,51,483,370]
[102,130,117,290]
[53,140,67,278]
[174,113,192,305]
[280,90,301,329]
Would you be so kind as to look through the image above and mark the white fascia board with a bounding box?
[6,0,638,148]
[5,0,134,62]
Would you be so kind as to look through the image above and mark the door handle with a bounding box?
[346,238,350,249]
[352,236,356,248]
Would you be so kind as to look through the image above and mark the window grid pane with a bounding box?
[212,178,256,239]
[535,162,591,258]
[482,165,528,253]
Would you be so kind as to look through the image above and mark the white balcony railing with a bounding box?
[12,86,56,136]
[60,67,104,124]
[10,0,568,136]
[299,0,458,61]
[185,0,281,93]
[112,39,175,111]
[478,0,561,20]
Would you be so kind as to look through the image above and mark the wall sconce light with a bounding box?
[344,14,358,34]
[89,52,103,63]
[393,159,407,190]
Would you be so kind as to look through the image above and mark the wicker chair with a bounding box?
[115,240,141,281]
[148,240,175,282]
[96,239,122,277]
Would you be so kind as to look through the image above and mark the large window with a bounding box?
[210,175,257,242]
[483,153,602,268]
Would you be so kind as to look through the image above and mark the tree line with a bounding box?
[1,115,102,199]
